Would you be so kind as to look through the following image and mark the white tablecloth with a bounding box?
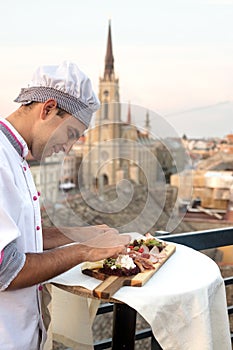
[51,235,231,350]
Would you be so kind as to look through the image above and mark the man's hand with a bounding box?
[79,231,131,262]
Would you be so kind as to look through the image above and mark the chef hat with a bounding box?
[14,61,100,127]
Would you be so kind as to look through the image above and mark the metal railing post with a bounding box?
[151,335,163,350]
[112,303,137,350]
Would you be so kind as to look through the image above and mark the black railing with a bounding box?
[93,227,233,350]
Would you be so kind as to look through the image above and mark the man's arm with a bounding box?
[42,225,119,250]
[42,226,74,249]
[7,231,130,290]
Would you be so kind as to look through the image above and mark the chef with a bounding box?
[0,61,130,350]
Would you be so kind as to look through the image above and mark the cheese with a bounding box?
[81,260,104,270]
[115,255,136,269]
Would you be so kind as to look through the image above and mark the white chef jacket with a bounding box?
[0,118,46,350]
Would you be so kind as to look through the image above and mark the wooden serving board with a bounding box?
[82,243,176,300]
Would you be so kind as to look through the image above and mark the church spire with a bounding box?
[144,110,151,134]
[127,101,131,124]
[104,20,114,80]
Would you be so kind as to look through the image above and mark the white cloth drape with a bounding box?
[51,234,231,350]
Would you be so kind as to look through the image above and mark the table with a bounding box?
[51,239,232,350]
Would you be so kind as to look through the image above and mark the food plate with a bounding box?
[82,243,176,300]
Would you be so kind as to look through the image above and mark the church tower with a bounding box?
[80,21,156,190]
[83,21,121,188]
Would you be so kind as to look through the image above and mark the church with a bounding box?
[80,21,157,191]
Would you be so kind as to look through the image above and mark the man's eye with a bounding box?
[68,131,75,139]
[68,127,80,140]
[68,129,76,139]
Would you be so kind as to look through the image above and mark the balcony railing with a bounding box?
[93,227,233,350]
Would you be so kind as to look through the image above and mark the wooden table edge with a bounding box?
[51,282,122,303]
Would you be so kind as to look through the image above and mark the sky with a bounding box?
[1,0,233,138]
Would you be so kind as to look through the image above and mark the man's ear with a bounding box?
[41,99,58,120]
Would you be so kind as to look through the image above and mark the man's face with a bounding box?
[31,109,86,160]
